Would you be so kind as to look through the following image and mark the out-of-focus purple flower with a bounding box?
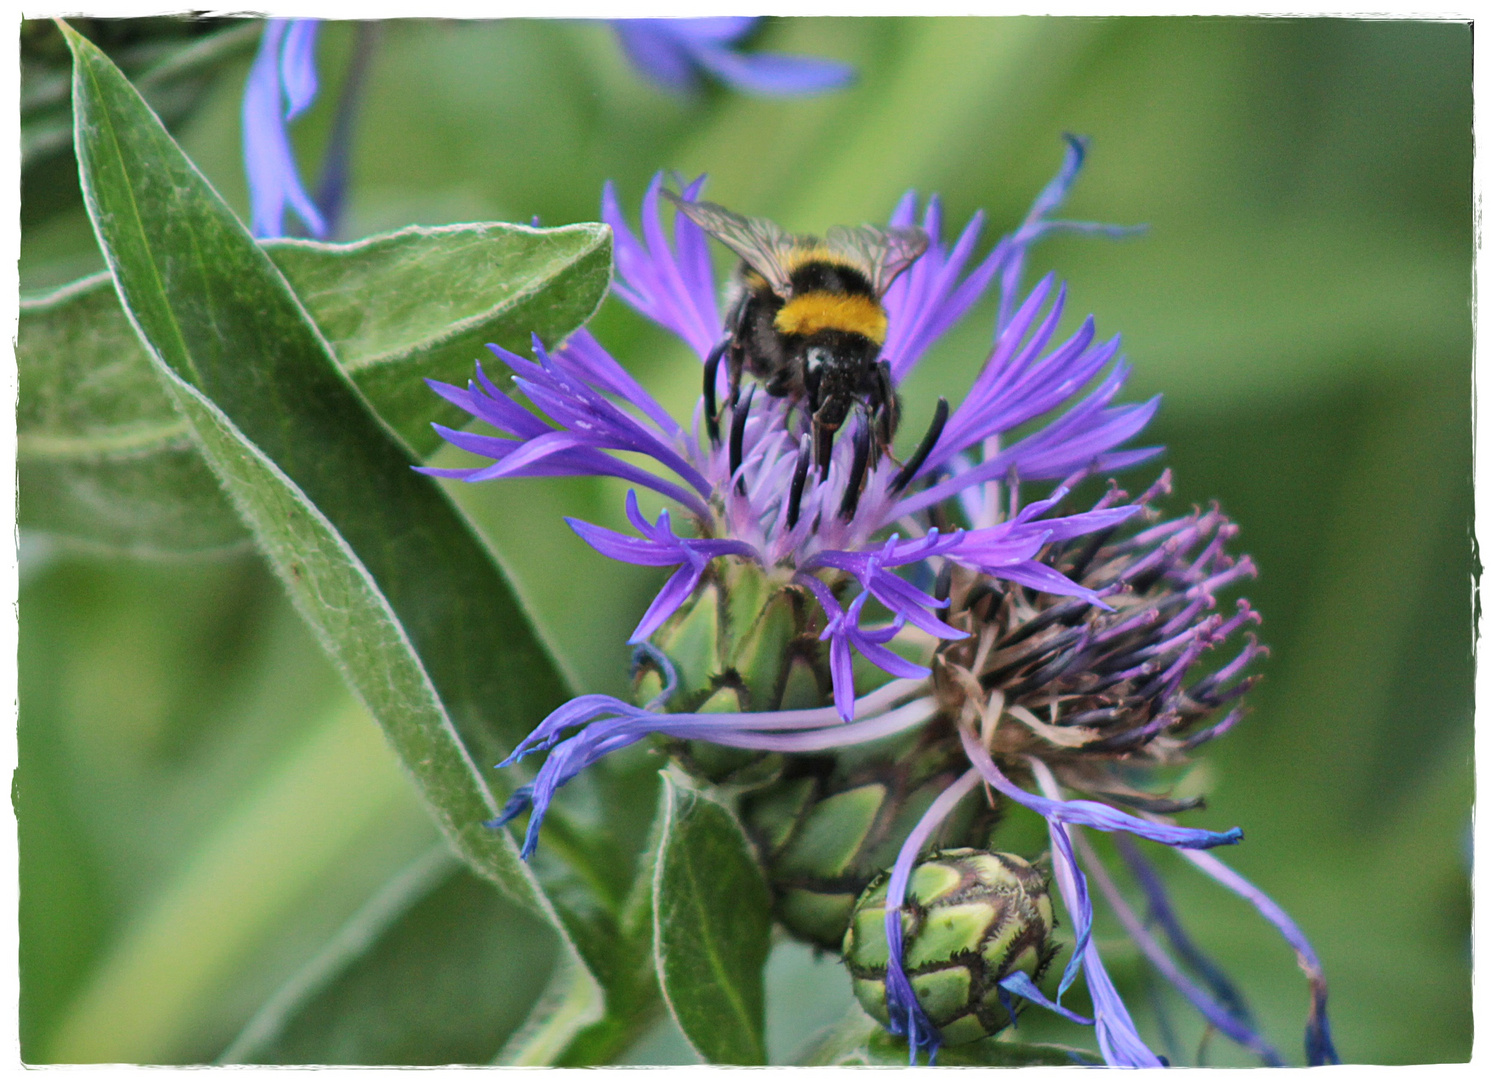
[242,18,326,239]
[423,142,1158,721]
[612,18,854,97]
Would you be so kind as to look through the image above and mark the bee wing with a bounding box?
[662,191,797,297]
[824,224,930,297]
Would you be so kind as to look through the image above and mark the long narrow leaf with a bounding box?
[18,221,610,553]
[62,19,601,1048]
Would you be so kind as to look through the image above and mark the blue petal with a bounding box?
[997,971,1094,1027]
[612,21,700,92]
[242,19,325,238]
[278,18,321,119]
[687,44,855,96]
[659,17,759,45]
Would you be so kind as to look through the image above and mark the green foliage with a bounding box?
[798,1007,1102,1065]
[222,847,561,1064]
[18,14,1472,1069]
[22,18,261,229]
[18,221,610,553]
[652,775,773,1065]
[56,22,603,1060]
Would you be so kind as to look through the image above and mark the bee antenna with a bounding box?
[787,437,812,530]
[889,396,950,495]
[838,418,873,520]
[703,341,726,445]
[729,385,755,496]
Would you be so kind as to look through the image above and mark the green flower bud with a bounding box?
[842,849,1059,1046]
[635,562,826,718]
[636,563,1006,952]
[740,724,1001,949]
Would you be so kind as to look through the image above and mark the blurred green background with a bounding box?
[18,16,1471,1065]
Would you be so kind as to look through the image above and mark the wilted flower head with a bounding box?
[613,17,854,96]
[478,473,1336,1068]
[934,469,1264,788]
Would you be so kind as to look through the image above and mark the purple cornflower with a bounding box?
[242,18,326,239]
[424,137,1157,722]
[612,18,854,96]
[422,141,1335,1065]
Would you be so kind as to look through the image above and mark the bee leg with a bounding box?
[873,360,900,460]
[729,385,755,496]
[812,413,838,476]
[933,561,954,622]
[838,416,873,520]
[703,340,727,445]
[812,390,849,475]
[727,342,747,410]
[889,396,950,495]
[786,436,812,530]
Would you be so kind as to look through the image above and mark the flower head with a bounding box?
[481,472,1335,1068]
[426,141,1335,1067]
[933,469,1265,788]
[424,139,1158,721]
[612,18,854,96]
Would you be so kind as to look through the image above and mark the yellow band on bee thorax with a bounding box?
[773,292,888,344]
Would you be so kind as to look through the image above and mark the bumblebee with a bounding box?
[666,192,929,476]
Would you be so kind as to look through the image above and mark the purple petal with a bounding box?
[278,18,321,118]
[1033,787,1163,1066]
[959,726,1243,850]
[242,19,325,239]
[996,972,1093,1027]
[979,561,1106,606]
[883,205,1008,383]
[1097,836,1285,1065]
[566,518,684,568]
[1179,849,1340,1066]
[882,768,983,1064]
[555,329,680,436]
[604,176,722,360]
[828,626,857,722]
[658,17,758,44]
[612,21,699,92]
[631,562,705,642]
[687,44,855,96]
[496,685,934,858]
[1084,933,1166,1067]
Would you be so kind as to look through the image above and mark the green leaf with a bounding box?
[268,223,612,455]
[17,271,248,551]
[547,778,668,1067]
[652,774,771,1065]
[222,846,564,1064]
[23,19,262,170]
[17,218,610,553]
[62,15,601,1047]
[797,1006,1103,1066]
